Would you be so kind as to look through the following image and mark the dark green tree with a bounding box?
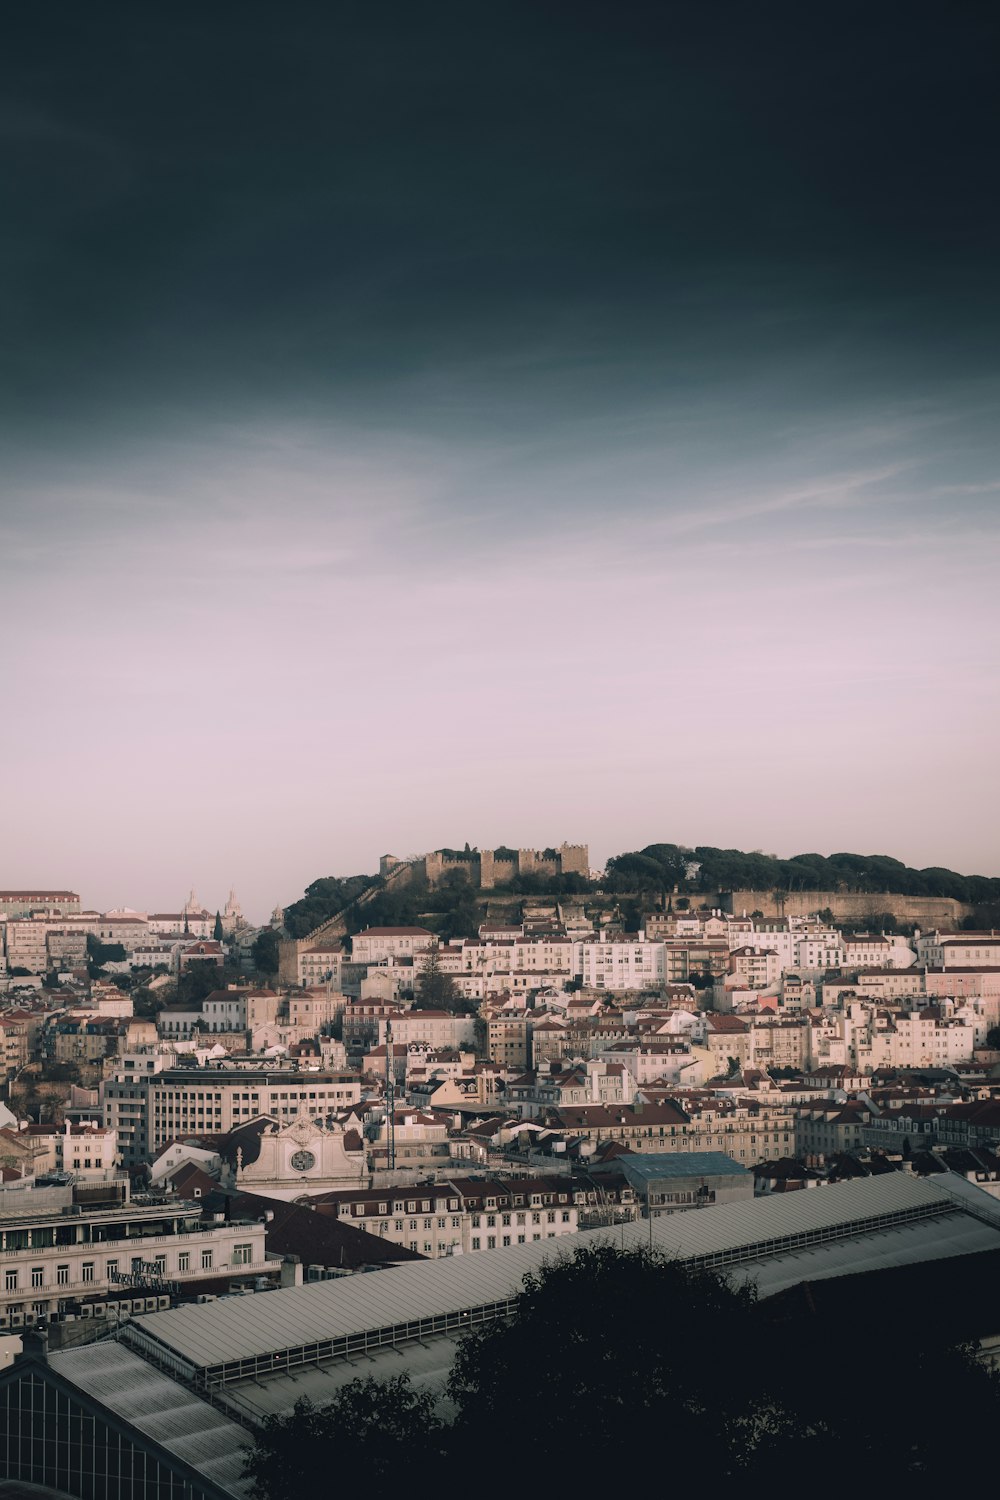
[283,875,377,938]
[86,934,127,966]
[176,963,229,1007]
[414,946,461,1012]
[252,928,281,976]
[244,1376,440,1500]
[448,1245,758,1490]
[214,911,224,941]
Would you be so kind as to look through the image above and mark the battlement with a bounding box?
[423,843,589,889]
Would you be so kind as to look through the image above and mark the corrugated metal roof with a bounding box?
[48,1343,251,1498]
[221,1336,461,1423]
[614,1152,750,1180]
[738,1212,1000,1297]
[126,1174,961,1372]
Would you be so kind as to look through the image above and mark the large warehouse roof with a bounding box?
[46,1343,252,1498]
[122,1173,988,1384]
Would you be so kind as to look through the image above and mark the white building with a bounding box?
[573,935,666,990]
[351,928,435,965]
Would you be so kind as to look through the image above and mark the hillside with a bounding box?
[280,843,1000,943]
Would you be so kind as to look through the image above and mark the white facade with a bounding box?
[573,937,666,990]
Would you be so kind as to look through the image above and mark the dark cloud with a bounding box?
[3,1,999,448]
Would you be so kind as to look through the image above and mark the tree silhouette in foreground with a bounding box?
[245,1243,999,1500]
[244,1374,440,1500]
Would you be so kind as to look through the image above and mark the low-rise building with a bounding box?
[310,1173,579,1257]
[0,1180,272,1330]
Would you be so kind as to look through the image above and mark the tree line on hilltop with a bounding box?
[603,842,1000,904]
[275,843,1000,946]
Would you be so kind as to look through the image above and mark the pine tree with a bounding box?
[214,911,224,941]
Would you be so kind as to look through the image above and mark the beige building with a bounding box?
[0,1018,29,1076]
[310,1173,579,1258]
[487,1013,532,1069]
[297,943,345,988]
[0,891,81,919]
[104,1065,363,1166]
[287,990,346,1029]
[0,1183,271,1330]
[377,1010,478,1051]
[917,934,1000,969]
[351,927,435,964]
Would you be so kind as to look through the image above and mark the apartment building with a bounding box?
[574,936,666,990]
[311,1174,578,1258]
[297,943,345,988]
[0,892,81,919]
[0,1182,271,1330]
[917,934,1000,969]
[287,990,345,1029]
[854,1009,977,1071]
[0,1017,29,1076]
[487,1013,532,1069]
[376,1011,478,1051]
[104,1066,363,1166]
[728,947,782,989]
[351,927,435,965]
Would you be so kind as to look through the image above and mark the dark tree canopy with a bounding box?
[603,841,1000,904]
[85,934,127,965]
[251,927,281,975]
[244,1375,440,1500]
[282,874,378,937]
[245,1242,1000,1500]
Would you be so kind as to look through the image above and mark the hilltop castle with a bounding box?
[380,842,589,890]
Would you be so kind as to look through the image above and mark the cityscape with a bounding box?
[4,2,999,1497]
[2,844,1000,1490]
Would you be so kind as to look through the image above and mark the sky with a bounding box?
[2,2,999,922]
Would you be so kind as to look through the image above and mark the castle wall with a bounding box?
[719,889,973,926]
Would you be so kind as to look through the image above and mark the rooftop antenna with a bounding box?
[385,1019,397,1172]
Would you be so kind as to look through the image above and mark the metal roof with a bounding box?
[613,1152,750,1180]
[736,1210,1000,1297]
[48,1343,251,1498]
[124,1174,967,1376]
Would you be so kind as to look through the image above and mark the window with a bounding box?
[56,1266,69,1286]
[82,1263,95,1283]
[487,1235,496,1249]
[471,1237,481,1251]
[201,1249,213,1270]
[31,1268,44,1288]
[178,1252,190,1272]
[5,1270,18,1291]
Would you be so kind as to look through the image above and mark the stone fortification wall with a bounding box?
[278,860,420,982]
[423,844,588,889]
[719,889,972,926]
[424,851,481,888]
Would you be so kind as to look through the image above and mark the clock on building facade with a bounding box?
[289,1149,316,1172]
